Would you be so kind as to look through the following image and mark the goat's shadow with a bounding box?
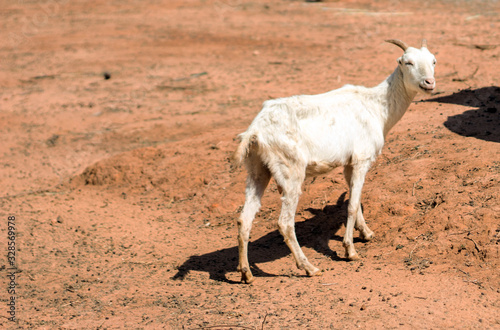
[173,193,364,283]
[425,86,500,143]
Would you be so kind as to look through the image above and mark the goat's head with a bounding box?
[386,39,437,94]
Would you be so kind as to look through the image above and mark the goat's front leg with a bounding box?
[344,165,375,241]
[343,162,372,260]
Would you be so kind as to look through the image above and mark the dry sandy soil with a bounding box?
[0,0,499,329]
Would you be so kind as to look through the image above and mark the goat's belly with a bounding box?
[305,160,342,177]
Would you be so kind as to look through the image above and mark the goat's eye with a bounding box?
[433,60,437,65]
[405,61,414,66]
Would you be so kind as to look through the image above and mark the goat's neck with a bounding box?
[378,66,417,137]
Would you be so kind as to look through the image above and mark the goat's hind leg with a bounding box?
[237,156,271,284]
[355,207,374,241]
[276,169,321,277]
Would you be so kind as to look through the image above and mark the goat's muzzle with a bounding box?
[419,77,436,93]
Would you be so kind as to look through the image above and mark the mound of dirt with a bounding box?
[78,147,167,186]
[71,129,246,216]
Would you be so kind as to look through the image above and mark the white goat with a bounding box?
[234,39,436,283]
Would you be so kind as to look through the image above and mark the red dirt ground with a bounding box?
[1,0,499,328]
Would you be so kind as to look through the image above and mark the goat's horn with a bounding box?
[421,39,428,48]
[385,39,409,52]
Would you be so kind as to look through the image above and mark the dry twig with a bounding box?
[261,312,269,330]
[465,236,481,253]
[198,326,255,330]
[409,243,419,260]
[412,179,422,197]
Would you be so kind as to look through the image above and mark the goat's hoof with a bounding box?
[361,231,375,241]
[240,270,254,284]
[242,276,254,284]
[347,253,361,261]
[306,267,322,277]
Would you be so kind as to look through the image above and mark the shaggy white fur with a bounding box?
[234,39,437,283]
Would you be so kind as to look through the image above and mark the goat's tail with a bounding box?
[232,132,258,168]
